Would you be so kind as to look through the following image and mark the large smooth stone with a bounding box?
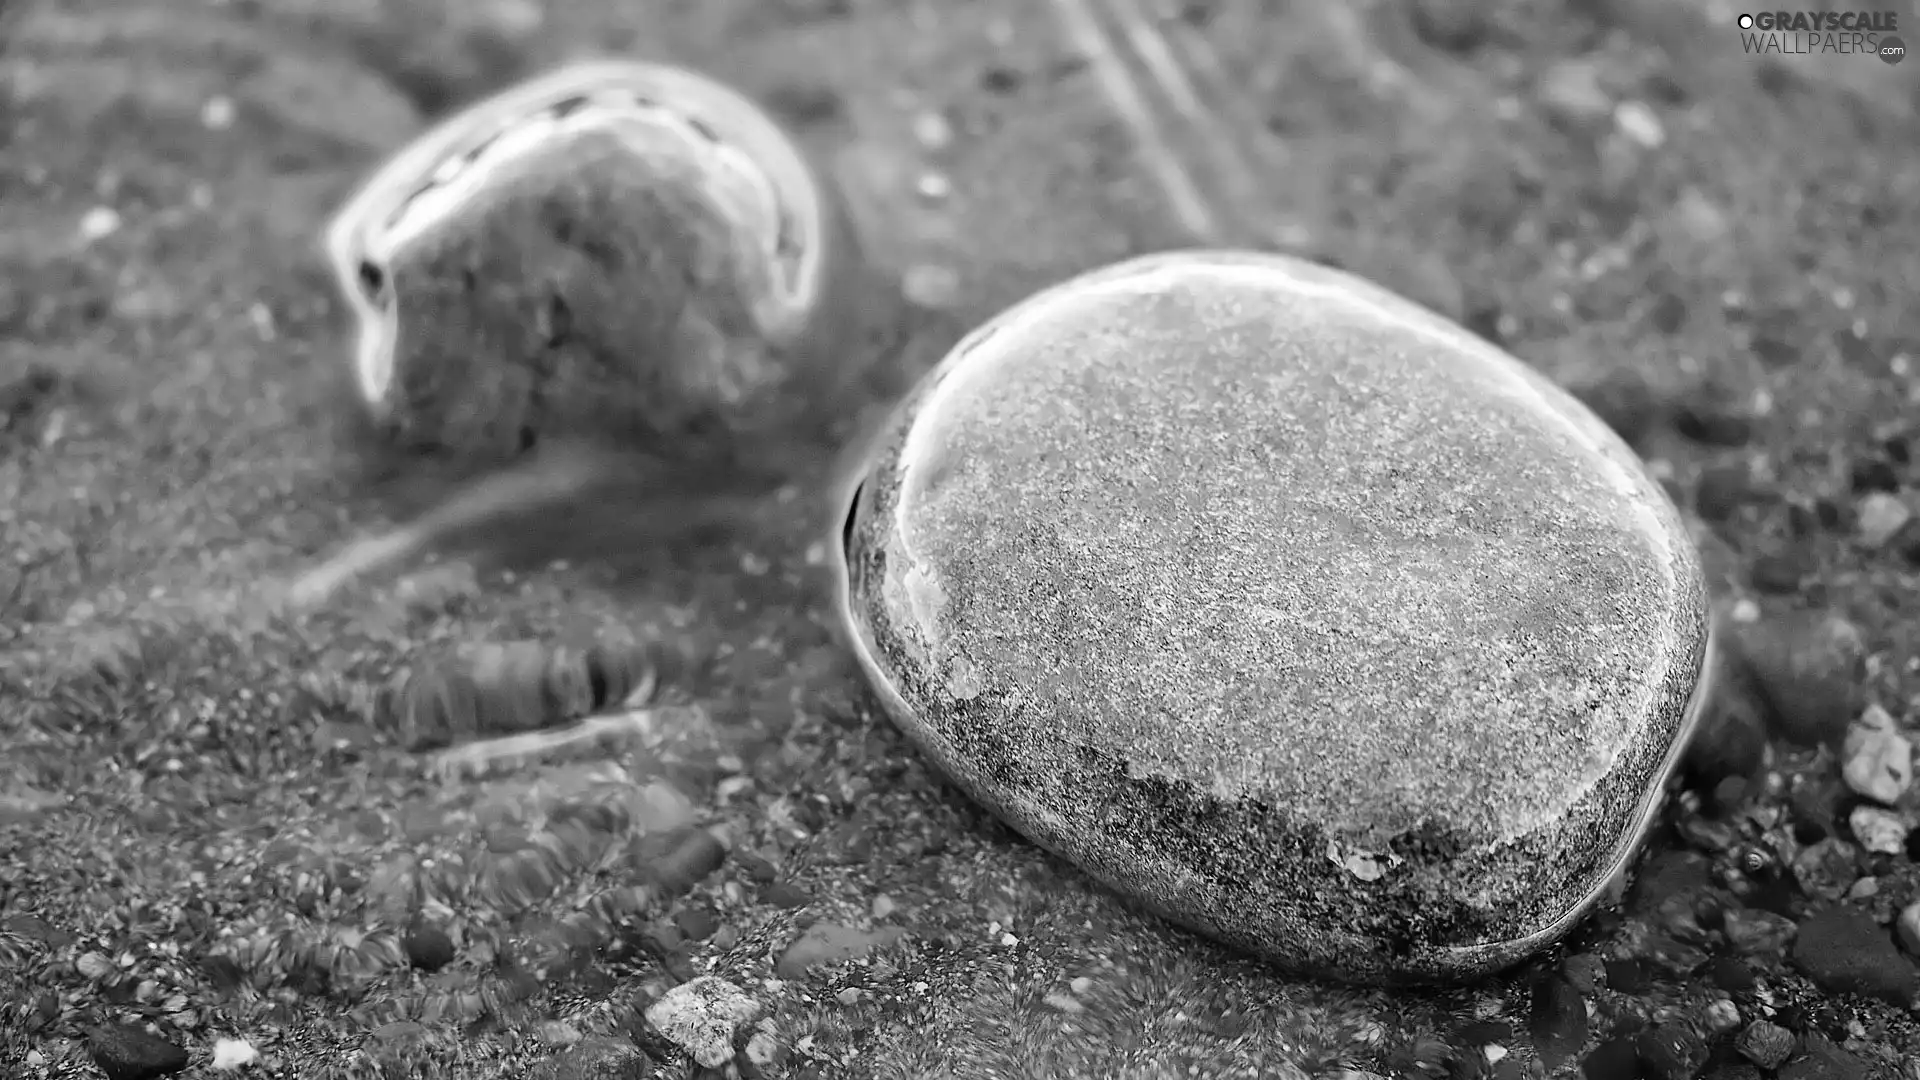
[324,60,865,464]
[831,250,1712,985]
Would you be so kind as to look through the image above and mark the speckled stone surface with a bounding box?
[832,250,1712,986]
[324,61,867,465]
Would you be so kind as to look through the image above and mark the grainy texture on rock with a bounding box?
[645,975,761,1069]
[836,250,1711,984]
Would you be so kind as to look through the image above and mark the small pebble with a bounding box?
[1604,957,1652,994]
[744,1030,782,1068]
[543,1037,648,1078]
[1736,1021,1797,1070]
[1636,1021,1706,1080]
[1673,403,1754,447]
[761,882,813,909]
[902,262,961,309]
[1701,999,1742,1036]
[1529,971,1589,1068]
[1791,905,1920,1005]
[1842,705,1914,803]
[1856,492,1913,548]
[1736,612,1866,747]
[912,110,954,151]
[1694,463,1752,522]
[403,921,456,972]
[78,206,123,241]
[536,1021,581,1048]
[673,904,719,942]
[1707,956,1755,995]
[1896,901,1920,956]
[1581,1035,1642,1080]
[1778,1036,1871,1080]
[774,922,904,978]
[1851,458,1902,494]
[645,976,761,1069]
[1792,836,1860,902]
[652,829,729,896]
[209,1037,259,1072]
[1849,804,1909,854]
[1559,953,1606,995]
[1044,990,1085,1013]
[871,895,897,920]
[1721,907,1796,955]
[1613,102,1666,148]
[1749,550,1811,595]
[1538,59,1613,126]
[86,1023,189,1080]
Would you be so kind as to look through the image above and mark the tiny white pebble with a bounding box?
[903,262,961,309]
[1069,975,1092,994]
[805,542,827,566]
[202,96,236,130]
[915,171,952,201]
[871,894,897,919]
[1000,932,1019,947]
[740,552,770,575]
[1614,101,1665,147]
[78,206,122,241]
[1731,599,1761,624]
[211,1037,259,1070]
[912,111,954,151]
[1484,1045,1509,1064]
[1044,990,1085,1013]
[1834,287,1856,310]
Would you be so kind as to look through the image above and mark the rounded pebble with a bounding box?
[833,250,1711,985]
[1734,611,1865,747]
[403,920,457,972]
[323,59,860,463]
[644,976,760,1069]
[1841,705,1914,804]
[1735,1021,1796,1070]
[1790,905,1919,1004]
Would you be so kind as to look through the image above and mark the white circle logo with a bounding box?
[1737,13,1754,28]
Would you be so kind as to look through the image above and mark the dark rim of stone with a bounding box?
[824,250,1717,983]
